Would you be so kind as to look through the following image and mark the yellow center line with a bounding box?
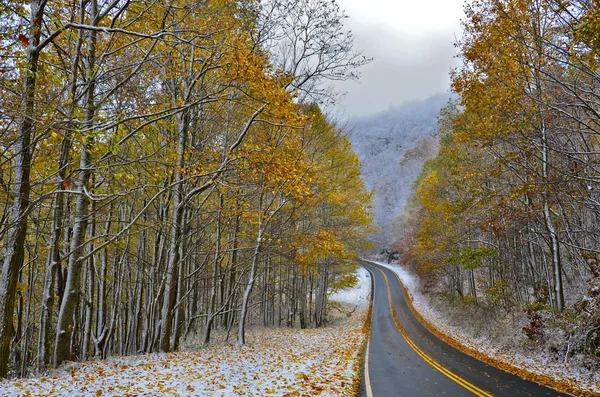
[370,264,494,397]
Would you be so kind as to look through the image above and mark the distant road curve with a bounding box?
[358,260,569,397]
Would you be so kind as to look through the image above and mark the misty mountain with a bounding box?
[346,93,452,247]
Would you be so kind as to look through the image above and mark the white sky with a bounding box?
[333,0,466,117]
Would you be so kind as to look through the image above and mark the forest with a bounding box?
[398,0,600,364]
[347,94,448,248]
[0,0,373,378]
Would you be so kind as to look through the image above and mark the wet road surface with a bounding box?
[358,261,569,397]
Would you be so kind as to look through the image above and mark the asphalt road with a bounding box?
[358,261,570,397]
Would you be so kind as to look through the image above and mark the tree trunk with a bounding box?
[203,194,222,345]
[159,109,188,352]
[237,240,261,345]
[38,3,83,370]
[238,190,265,345]
[172,209,189,350]
[81,206,96,361]
[0,0,45,378]
[54,0,98,366]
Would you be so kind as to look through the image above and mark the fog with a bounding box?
[333,0,465,117]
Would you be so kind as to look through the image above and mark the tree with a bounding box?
[401,0,600,359]
[0,0,47,377]
[0,0,372,377]
[256,0,371,103]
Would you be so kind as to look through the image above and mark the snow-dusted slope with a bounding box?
[1,268,371,397]
[330,267,371,309]
[345,94,451,247]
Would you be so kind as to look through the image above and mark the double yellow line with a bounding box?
[370,265,493,397]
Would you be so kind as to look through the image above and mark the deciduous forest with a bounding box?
[398,0,600,364]
[0,0,373,378]
[7,0,600,393]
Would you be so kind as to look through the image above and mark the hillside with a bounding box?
[346,94,450,247]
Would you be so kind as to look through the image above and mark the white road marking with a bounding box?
[364,265,374,397]
[365,339,373,397]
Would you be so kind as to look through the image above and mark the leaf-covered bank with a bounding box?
[0,268,371,396]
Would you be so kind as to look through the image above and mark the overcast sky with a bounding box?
[332,0,466,117]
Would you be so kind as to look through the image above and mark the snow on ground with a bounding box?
[329,267,371,309]
[371,260,600,395]
[1,268,370,397]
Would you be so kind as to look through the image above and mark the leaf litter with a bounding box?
[0,268,371,397]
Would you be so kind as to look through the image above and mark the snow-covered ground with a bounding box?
[371,260,600,395]
[329,267,371,309]
[0,268,370,397]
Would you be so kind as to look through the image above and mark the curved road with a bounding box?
[358,261,569,397]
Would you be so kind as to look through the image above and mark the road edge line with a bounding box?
[364,339,373,397]
[363,266,375,397]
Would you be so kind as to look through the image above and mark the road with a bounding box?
[358,261,569,397]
